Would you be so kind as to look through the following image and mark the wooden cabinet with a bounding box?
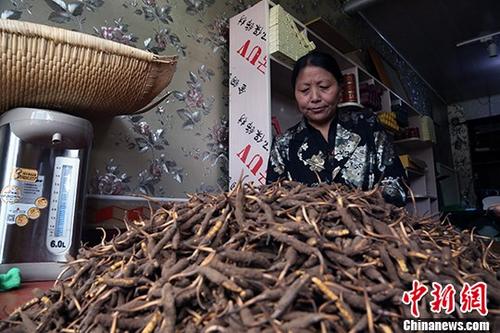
[229,0,438,216]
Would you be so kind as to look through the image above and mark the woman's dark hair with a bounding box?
[291,50,343,89]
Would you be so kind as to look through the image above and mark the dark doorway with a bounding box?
[468,115,500,205]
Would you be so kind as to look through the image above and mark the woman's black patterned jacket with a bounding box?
[266,108,407,206]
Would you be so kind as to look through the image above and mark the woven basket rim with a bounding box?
[0,19,177,64]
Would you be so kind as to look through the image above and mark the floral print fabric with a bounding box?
[267,107,407,206]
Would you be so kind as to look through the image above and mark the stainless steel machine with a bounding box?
[0,108,93,280]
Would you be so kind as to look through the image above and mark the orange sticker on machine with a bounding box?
[12,167,38,182]
[15,214,29,227]
[35,197,48,209]
[27,207,41,220]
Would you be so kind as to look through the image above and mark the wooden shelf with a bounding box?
[394,138,433,150]
[380,124,400,135]
[390,96,420,117]
[338,102,363,108]
[408,194,437,201]
[436,162,455,172]
[306,32,358,71]
[304,18,356,54]
[405,168,425,177]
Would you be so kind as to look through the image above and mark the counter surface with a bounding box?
[0,281,53,320]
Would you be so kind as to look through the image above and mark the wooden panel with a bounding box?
[305,17,356,54]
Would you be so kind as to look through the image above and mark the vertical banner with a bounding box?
[229,0,271,190]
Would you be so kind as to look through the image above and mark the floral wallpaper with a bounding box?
[1,0,241,197]
[1,0,447,198]
[447,105,476,206]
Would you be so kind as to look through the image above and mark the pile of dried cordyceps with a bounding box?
[1,181,499,333]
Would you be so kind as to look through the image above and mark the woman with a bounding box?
[266,51,407,206]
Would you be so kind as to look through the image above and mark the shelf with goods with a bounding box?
[229,1,438,217]
[358,77,388,113]
[394,137,433,150]
[396,135,438,216]
[387,98,437,216]
[407,197,438,218]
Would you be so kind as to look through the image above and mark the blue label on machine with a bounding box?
[46,157,79,255]
[55,165,72,237]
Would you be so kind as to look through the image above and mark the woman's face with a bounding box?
[294,65,341,126]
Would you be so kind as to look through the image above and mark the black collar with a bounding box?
[302,116,338,145]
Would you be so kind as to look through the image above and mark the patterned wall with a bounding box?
[1,0,446,198]
[447,105,476,206]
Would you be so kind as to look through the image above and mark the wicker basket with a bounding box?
[0,19,177,118]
